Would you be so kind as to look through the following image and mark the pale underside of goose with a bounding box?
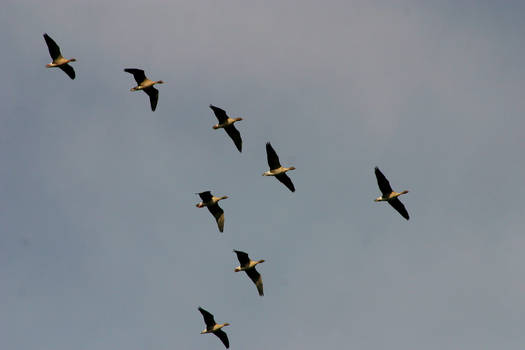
[233,250,265,296]
[263,142,296,192]
[374,167,410,220]
[43,33,76,79]
[209,105,243,152]
[196,191,228,232]
[124,68,164,111]
[198,307,230,348]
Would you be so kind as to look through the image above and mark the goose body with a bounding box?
[263,142,296,192]
[233,250,265,296]
[209,105,243,152]
[196,191,228,232]
[43,33,76,79]
[124,68,164,111]
[374,167,410,220]
[198,307,230,348]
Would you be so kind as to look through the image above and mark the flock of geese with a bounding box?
[43,32,411,348]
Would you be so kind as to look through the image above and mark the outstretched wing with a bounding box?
[207,204,224,232]
[275,173,295,192]
[209,105,229,124]
[375,167,393,196]
[225,125,242,152]
[198,191,213,202]
[388,197,409,220]
[214,329,230,349]
[59,64,75,79]
[233,250,250,266]
[198,307,216,328]
[43,33,62,60]
[144,87,158,111]
[245,268,264,296]
[266,142,281,170]
[124,68,146,84]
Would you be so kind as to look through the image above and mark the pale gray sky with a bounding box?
[1,1,525,349]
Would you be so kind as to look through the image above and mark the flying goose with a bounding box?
[124,68,164,111]
[263,142,296,192]
[233,250,265,296]
[198,307,230,349]
[374,167,410,220]
[43,33,76,79]
[196,191,228,232]
[209,105,243,152]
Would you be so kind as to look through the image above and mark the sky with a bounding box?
[1,1,525,349]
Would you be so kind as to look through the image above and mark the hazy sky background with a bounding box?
[1,1,525,349]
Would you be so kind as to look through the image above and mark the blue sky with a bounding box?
[1,1,525,349]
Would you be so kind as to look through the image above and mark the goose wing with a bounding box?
[266,142,281,170]
[245,268,264,296]
[225,125,242,152]
[209,105,229,124]
[198,191,213,202]
[198,307,216,328]
[124,68,146,84]
[388,197,409,220]
[144,86,158,111]
[275,173,295,192]
[59,64,75,79]
[43,33,62,60]
[233,250,250,266]
[207,204,225,232]
[214,329,230,349]
[375,167,393,196]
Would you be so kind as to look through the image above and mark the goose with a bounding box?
[374,167,410,220]
[198,307,230,349]
[233,250,265,296]
[209,105,243,152]
[263,142,296,192]
[43,33,76,79]
[196,191,228,232]
[124,68,164,111]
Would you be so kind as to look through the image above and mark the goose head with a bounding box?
[68,58,77,62]
[374,196,383,202]
[155,80,165,85]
